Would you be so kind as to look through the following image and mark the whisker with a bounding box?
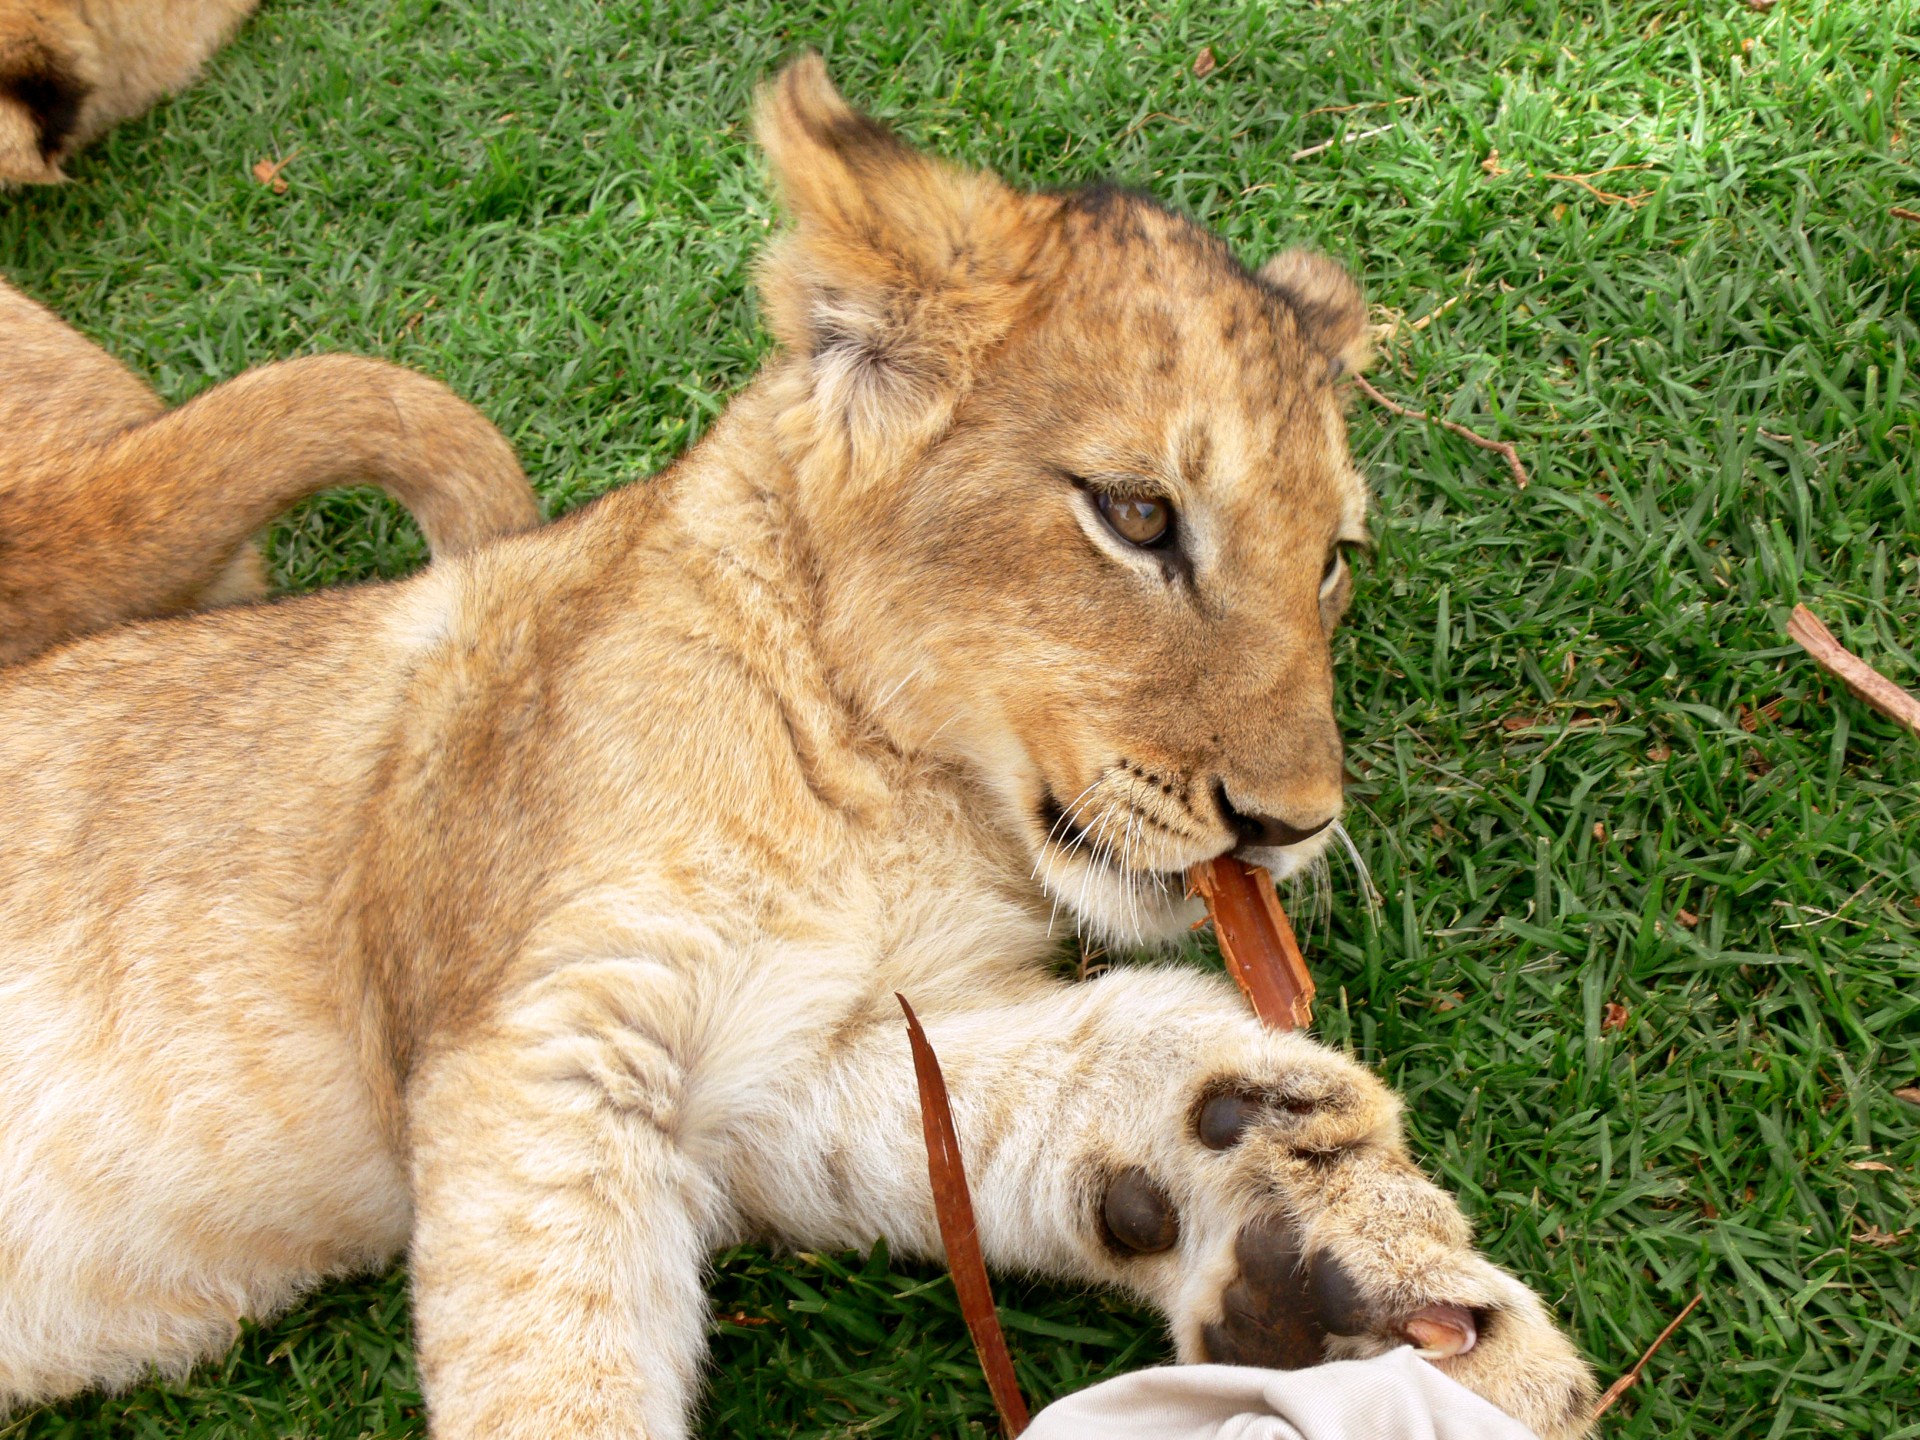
[1284,867,1307,923]
[919,709,964,748]
[1330,819,1383,915]
[1036,777,1108,936]
[1124,810,1144,944]
[1315,852,1334,944]
[1033,776,1105,882]
[1073,801,1112,929]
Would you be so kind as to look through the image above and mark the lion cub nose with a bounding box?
[1214,785,1334,850]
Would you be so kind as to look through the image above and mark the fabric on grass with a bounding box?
[1024,1349,1542,1440]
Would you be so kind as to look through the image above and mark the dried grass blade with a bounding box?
[896,994,1030,1437]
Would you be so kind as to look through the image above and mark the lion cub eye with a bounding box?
[1096,492,1174,548]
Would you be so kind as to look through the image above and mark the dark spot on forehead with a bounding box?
[1058,186,1313,368]
[1063,185,1243,274]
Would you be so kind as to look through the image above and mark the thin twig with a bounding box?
[1542,169,1654,207]
[1292,124,1393,161]
[1117,111,1190,142]
[1787,605,1920,738]
[1303,95,1419,118]
[1549,164,1655,179]
[1590,1293,1704,1419]
[249,149,301,194]
[1891,206,1920,223]
[1351,373,1530,487]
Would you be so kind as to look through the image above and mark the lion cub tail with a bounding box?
[0,286,540,665]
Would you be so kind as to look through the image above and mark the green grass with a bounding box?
[4,0,1917,1435]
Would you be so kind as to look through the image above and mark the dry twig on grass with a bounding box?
[1787,605,1920,738]
[1291,124,1393,161]
[1541,165,1654,208]
[1351,374,1530,488]
[1890,206,1920,223]
[1591,1293,1705,1420]
[898,995,1030,1437]
[1302,95,1419,118]
[1117,111,1190,142]
[250,150,300,194]
[1410,292,1464,332]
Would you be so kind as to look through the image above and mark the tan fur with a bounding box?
[0,0,257,182]
[0,277,541,664]
[0,59,1596,1438]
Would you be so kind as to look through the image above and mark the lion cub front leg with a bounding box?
[741,967,1596,1440]
[408,963,725,1439]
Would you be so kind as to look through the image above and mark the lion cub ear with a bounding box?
[754,55,1051,470]
[1258,250,1370,377]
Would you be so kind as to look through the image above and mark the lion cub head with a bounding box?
[756,59,1372,946]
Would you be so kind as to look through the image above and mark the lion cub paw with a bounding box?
[1077,1002,1596,1439]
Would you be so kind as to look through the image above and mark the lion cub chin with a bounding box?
[0,0,258,182]
[0,56,1598,1440]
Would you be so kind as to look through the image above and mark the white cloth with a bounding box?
[1023,1349,1542,1440]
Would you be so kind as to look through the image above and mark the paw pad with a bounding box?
[1199,1215,1326,1368]
[1196,1092,1261,1150]
[1200,1215,1488,1370]
[1195,1086,1325,1151]
[1101,1166,1179,1254]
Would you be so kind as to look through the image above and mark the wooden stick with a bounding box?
[1787,604,1920,738]
[1351,373,1530,489]
[1189,858,1315,1030]
[1590,1293,1704,1419]
[897,994,1030,1437]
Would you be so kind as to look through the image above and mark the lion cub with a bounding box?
[0,59,1597,1439]
[0,277,540,663]
[0,0,256,182]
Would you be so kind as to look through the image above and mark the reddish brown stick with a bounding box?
[897,994,1030,1437]
[1787,605,1920,738]
[1189,858,1316,1030]
[1590,1292,1704,1420]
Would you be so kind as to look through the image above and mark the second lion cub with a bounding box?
[0,58,1597,1439]
[0,0,257,182]
[0,276,540,664]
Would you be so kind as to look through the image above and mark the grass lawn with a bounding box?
[4,0,1917,1436]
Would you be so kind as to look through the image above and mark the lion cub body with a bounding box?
[0,61,1596,1440]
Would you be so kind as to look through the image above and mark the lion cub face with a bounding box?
[757,62,1372,944]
